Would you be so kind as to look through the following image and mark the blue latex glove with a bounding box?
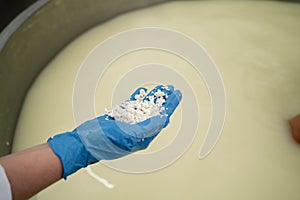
[48,85,182,179]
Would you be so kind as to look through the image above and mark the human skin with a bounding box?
[289,114,300,144]
[0,143,62,200]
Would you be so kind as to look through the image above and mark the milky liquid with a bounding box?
[13,1,300,200]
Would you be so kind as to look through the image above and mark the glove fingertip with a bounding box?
[130,87,148,100]
[165,85,174,92]
[173,90,183,101]
[162,90,182,117]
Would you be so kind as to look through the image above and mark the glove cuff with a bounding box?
[48,132,98,179]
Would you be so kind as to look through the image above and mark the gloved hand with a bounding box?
[48,85,182,179]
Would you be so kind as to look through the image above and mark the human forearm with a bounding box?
[0,143,62,200]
